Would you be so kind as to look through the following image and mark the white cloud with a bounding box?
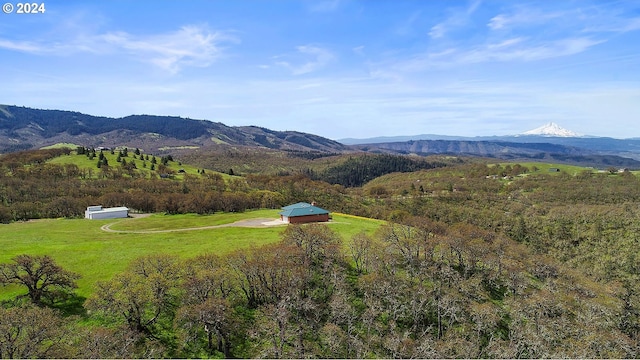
[460,37,603,63]
[101,25,235,73]
[429,0,482,39]
[276,45,335,75]
[309,0,342,13]
[396,11,422,36]
[0,25,236,74]
[0,39,46,53]
[428,24,446,39]
[369,35,602,78]
[487,5,569,32]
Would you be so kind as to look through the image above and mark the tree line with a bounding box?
[0,149,354,223]
[1,221,633,358]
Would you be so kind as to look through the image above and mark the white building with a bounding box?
[85,205,129,220]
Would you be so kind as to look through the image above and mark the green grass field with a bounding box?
[46,148,231,180]
[0,210,384,300]
[496,161,591,175]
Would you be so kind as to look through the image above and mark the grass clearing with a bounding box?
[497,161,590,175]
[46,149,231,180]
[41,142,81,149]
[0,210,384,300]
[110,209,278,231]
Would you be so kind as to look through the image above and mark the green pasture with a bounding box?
[41,142,82,150]
[0,210,384,300]
[496,161,591,175]
[46,147,230,180]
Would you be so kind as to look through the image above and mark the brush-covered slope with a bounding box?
[0,105,348,154]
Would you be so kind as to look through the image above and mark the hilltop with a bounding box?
[3,104,640,169]
[0,105,348,154]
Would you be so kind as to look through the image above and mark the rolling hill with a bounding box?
[353,139,640,169]
[3,104,640,169]
[0,105,349,154]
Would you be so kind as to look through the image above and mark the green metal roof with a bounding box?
[279,202,329,217]
[281,202,313,210]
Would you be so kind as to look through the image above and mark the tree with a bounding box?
[0,254,80,305]
[0,306,71,358]
[86,254,181,335]
[176,298,239,357]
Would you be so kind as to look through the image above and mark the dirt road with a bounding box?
[100,218,286,234]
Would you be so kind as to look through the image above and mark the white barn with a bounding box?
[85,205,129,220]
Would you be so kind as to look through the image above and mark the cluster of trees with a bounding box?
[0,106,211,141]
[348,163,640,352]
[1,221,634,358]
[0,150,358,223]
[314,154,449,187]
[4,149,640,357]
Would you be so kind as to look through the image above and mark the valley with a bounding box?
[2,143,640,358]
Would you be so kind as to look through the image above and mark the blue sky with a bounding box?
[1,0,639,139]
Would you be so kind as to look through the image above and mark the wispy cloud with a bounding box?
[372,35,602,76]
[429,0,482,39]
[488,3,640,35]
[309,0,342,13]
[396,11,422,36]
[101,25,236,73]
[276,45,335,75]
[460,37,603,63]
[0,24,236,74]
[0,39,48,53]
[488,7,564,31]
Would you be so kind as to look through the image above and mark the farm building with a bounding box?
[85,205,129,220]
[279,202,330,224]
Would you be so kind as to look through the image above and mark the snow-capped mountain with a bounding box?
[520,122,581,137]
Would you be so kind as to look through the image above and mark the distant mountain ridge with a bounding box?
[340,123,640,163]
[3,105,640,169]
[0,105,348,153]
[340,122,591,144]
[354,139,640,168]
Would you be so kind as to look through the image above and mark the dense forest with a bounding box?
[0,106,212,140]
[2,148,640,357]
[312,154,451,187]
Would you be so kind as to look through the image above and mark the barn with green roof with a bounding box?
[279,202,330,224]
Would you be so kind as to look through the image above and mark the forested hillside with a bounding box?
[313,154,452,187]
[2,149,640,357]
[0,105,348,153]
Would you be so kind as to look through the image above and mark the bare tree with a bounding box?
[0,254,80,305]
[0,306,70,358]
[85,254,181,336]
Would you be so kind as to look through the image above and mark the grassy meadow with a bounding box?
[0,209,384,300]
[46,147,232,180]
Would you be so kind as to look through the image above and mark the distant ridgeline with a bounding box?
[0,105,348,153]
[0,106,210,139]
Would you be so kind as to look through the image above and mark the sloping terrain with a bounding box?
[355,139,640,168]
[0,105,348,154]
